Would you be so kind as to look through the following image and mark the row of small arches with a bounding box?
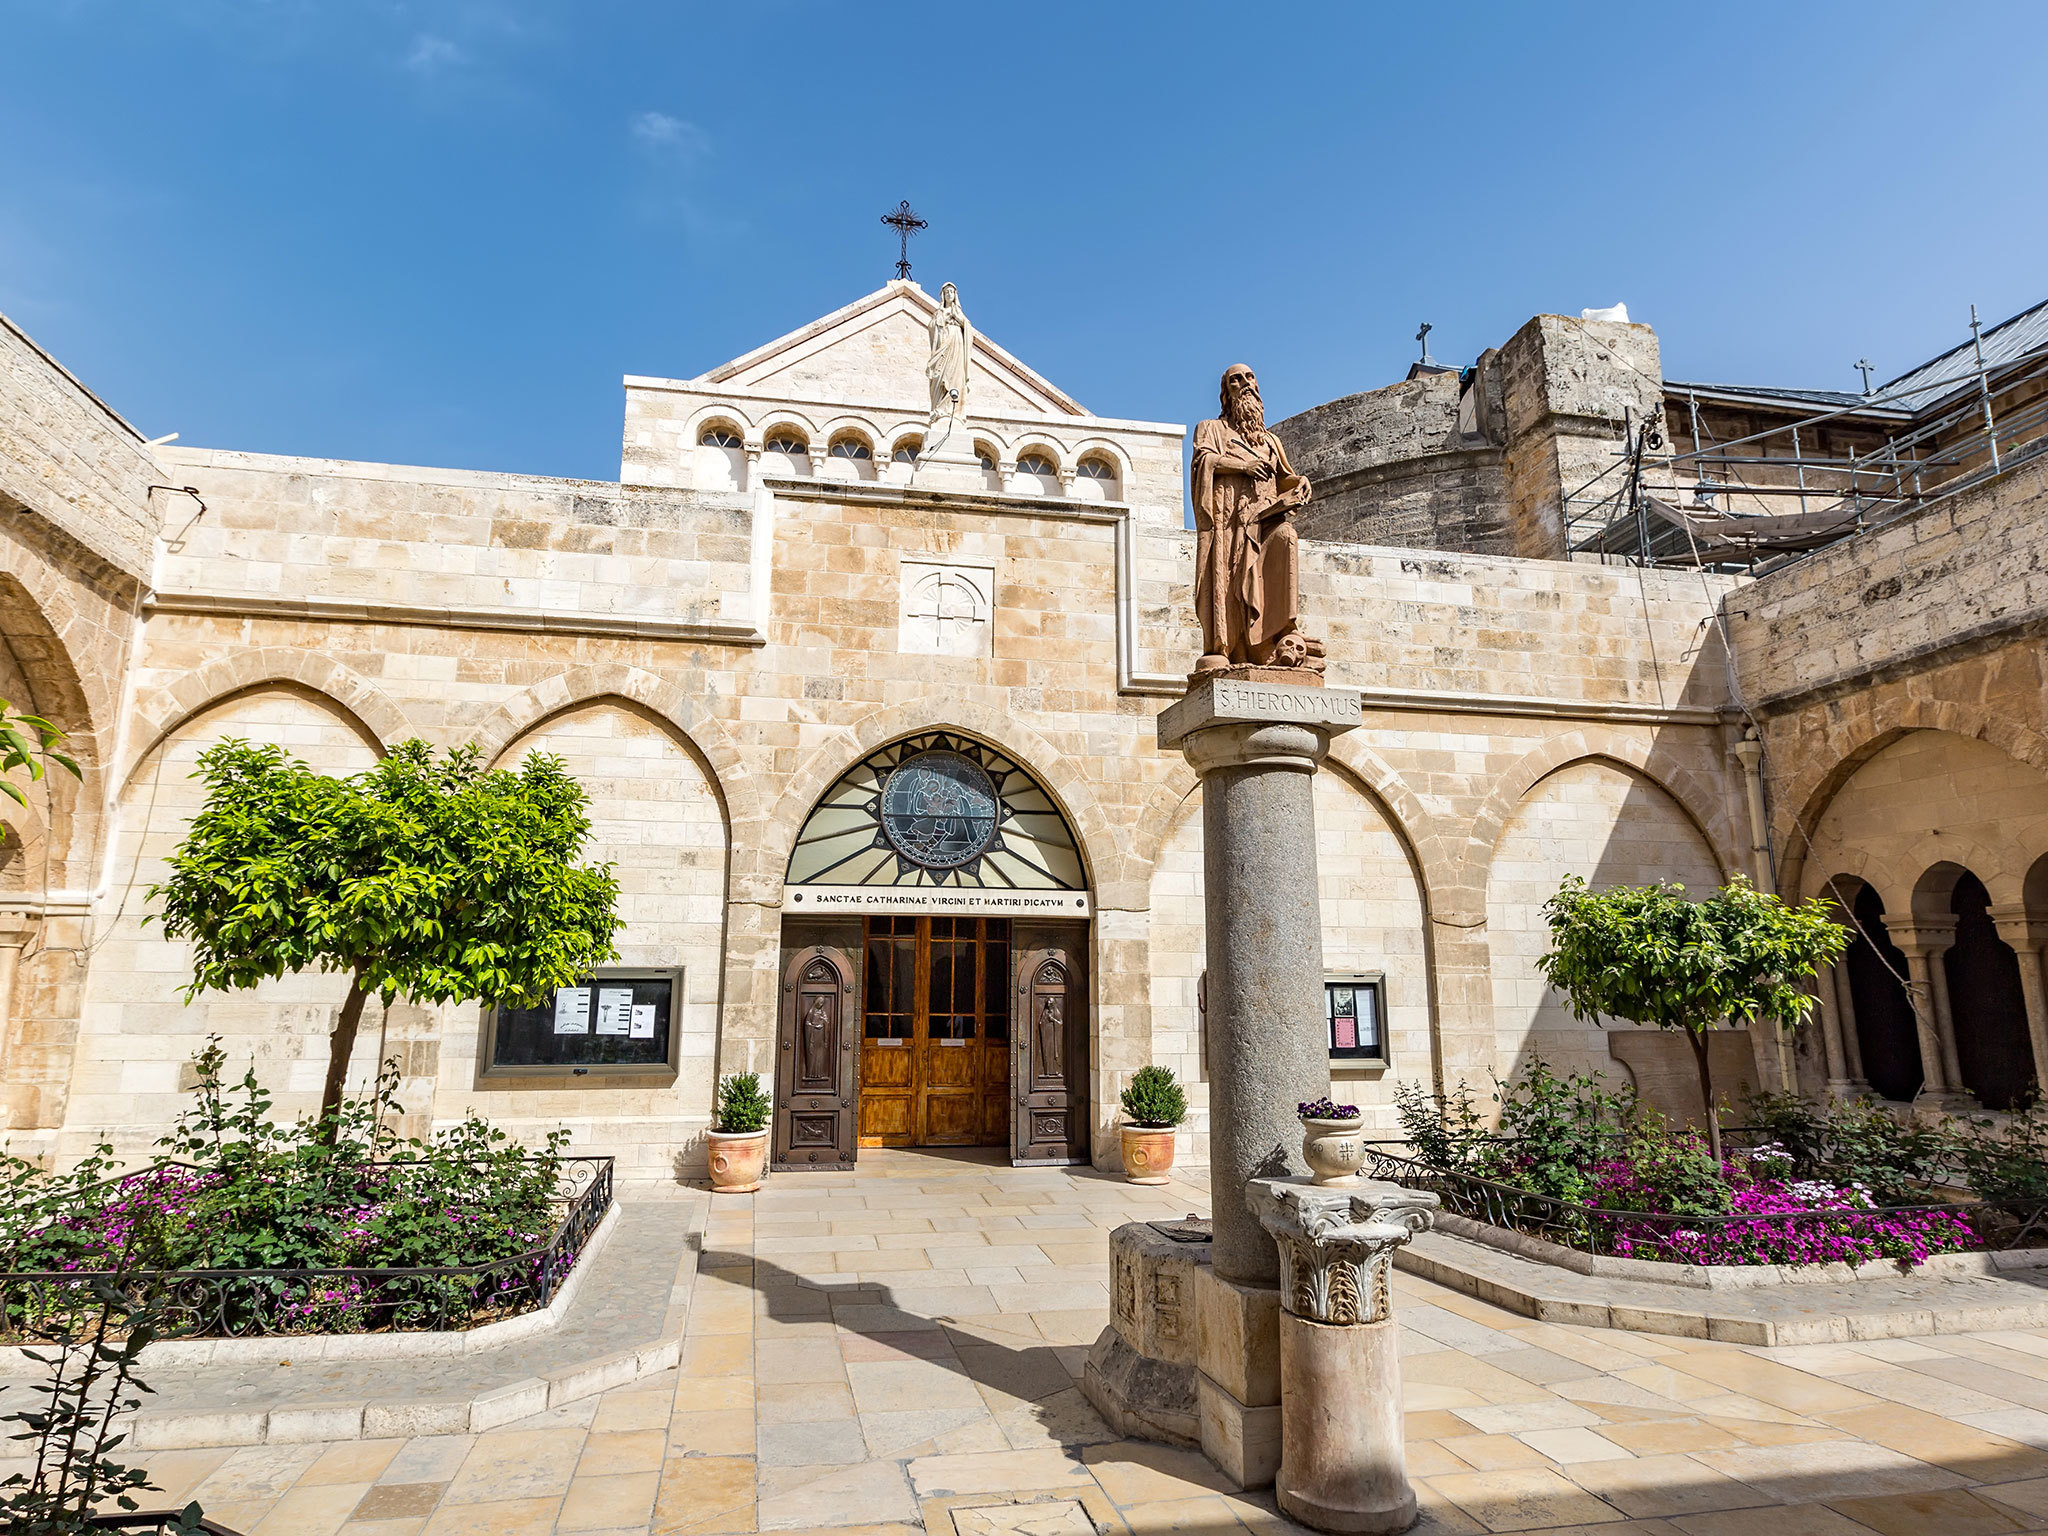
[695,421,1122,499]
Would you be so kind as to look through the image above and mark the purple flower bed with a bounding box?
[1591,1149,1977,1267]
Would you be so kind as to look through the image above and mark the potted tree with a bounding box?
[708,1071,771,1193]
[1119,1065,1187,1185]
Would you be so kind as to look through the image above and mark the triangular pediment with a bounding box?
[696,281,1087,418]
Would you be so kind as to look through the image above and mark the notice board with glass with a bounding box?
[1325,972,1388,1066]
[484,968,681,1077]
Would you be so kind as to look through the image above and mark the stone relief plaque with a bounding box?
[899,559,995,658]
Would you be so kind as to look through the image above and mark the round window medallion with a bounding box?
[879,751,999,869]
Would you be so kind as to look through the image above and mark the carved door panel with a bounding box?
[1013,924,1089,1165]
[772,945,858,1171]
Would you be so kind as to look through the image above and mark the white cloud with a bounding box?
[403,33,465,75]
[631,111,709,162]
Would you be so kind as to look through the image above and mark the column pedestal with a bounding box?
[1158,676,1363,1286]
[1249,1177,1438,1534]
[1083,674,1363,1489]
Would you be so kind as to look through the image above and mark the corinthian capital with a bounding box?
[1247,1177,1439,1326]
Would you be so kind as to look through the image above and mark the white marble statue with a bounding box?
[925,281,974,454]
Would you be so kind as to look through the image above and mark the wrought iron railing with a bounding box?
[1361,1144,2048,1261]
[88,1511,242,1535]
[0,1156,611,1341]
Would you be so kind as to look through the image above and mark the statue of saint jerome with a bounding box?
[925,282,974,455]
[1190,364,1324,675]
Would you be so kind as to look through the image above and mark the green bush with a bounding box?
[714,1072,771,1134]
[1952,1105,2048,1215]
[1393,1080,1487,1171]
[1483,1059,1636,1205]
[1120,1066,1187,1129]
[3,1037,568,1289]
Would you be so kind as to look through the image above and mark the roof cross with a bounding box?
[881,200,928,282]
[1855,358,1875,394]
[1416,321,1435,367]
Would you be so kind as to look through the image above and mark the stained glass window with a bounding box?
[786,732,1085,890]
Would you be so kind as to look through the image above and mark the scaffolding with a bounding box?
[1565,315,2048,573]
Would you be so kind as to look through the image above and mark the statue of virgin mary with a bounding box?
[925,282,974,454]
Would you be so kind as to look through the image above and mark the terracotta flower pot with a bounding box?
[707,1128,768,1193]
[1299,1115,1366,1186]
[1121,1123,1178,1185]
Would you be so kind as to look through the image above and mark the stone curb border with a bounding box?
[1431,1209,2048,1290]
[1397,1230,2048,1346]
[81,1199,702,1450]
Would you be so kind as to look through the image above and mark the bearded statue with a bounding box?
[1189,364,1324,676]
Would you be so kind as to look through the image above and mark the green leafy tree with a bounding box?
[1535,875,1849,1162]
[0,699,81,840]
[149,739,621,1137]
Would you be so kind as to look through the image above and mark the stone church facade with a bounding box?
[2,281,2044,1185]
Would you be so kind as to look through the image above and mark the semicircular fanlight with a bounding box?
[786,731,1086,890]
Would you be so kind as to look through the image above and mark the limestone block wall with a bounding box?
[1147,768,1436,1151]
[1731,458,2048,904]
[67,687,386,1164]
[0,315,162,580]
[1273,367,1512,555]
[1498,315,1662,561]
[1482,759,1727,1085]
[1731,458,2048,716]
[41,432,1751,1178]
[152,450,755,631]
[431,699,732,1182]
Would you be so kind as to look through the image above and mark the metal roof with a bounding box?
[1665,379,1895,414]
[1877,297,2048,412]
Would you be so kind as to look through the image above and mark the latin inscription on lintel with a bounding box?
[1157,675,1364,749]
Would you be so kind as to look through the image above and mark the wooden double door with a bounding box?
[770,916,1087,1167]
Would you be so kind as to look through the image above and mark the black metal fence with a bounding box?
[0,1156,612,1342]
[1362,1145,2047,1263]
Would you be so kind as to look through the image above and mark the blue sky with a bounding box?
[3,2,2043,481]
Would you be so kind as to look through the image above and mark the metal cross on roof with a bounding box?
[881,200,928,281]
[1416,321,1435,366]
[1855,358,1875,393]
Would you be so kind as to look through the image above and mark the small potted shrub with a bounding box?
[1120,1065,1187,1185]
[708,1072,771,1193]
[1298,1096,1365,1186]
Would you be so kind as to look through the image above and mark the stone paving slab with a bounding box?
[0,1195,705,1447]
[67,1149,2048,1535]
[1401,1227,2048,1344]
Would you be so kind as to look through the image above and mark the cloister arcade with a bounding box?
[1802,728,2048,1112]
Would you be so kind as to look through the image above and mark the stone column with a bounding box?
[1158,674,1361,1489]
[1814,961,1867,1098]
[1990,906,2048,1096]
[1249,1177,1438,1535]
[1889,920,1971,1108]
[1828,959,1869,1088]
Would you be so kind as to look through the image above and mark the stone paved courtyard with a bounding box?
[86,1152,2048,1534]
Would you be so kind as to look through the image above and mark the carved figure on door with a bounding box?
[800,993,834,1084]
[1036,993,1065,1084]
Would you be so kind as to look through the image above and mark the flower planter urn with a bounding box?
[707,1128,768,1193]
[1299,1115,1367,1187]
[1120,1123,1177,1185]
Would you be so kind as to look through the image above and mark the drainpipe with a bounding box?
[1731,732,1790,1090]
